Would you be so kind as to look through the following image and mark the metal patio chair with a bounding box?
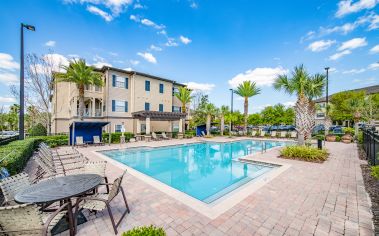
[0,203,67,236]
[0,173,31,206]
[74,173,130,234]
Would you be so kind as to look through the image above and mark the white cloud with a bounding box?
[307,40,336,52]
[130,14,138,22]
[86,5,113,22]
[150,45,162,51]
[342,68,366,74]
[179,35,192,45]
[92,61,112,68]
[329,50,352,60]
[185,82,215,92]
[319,22,357,35]
[133,3,144,9]
[137,52,157,64]
[338,37,367,51]
[141,18,165,29]
[329,67,338,73]
[190,2,198,8]
[0,72,18,84]
[336,0,379,18]
[45,40,56,47]
[370,44,379,54]
[353,77,377,85]
[130,60,140,65]
[65,0,132,17]
[0,97,16,103]
[157,30,167,35]
[43,53,69,72]
[124,67,133,71]
[0,53,19,71]
[165,38,178,47]
[283,101,295,107]
[368,62,379,70]
[228,66,288,88]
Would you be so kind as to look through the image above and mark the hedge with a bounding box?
[32,135,69,148]
[280,145,329,163]
[102,132,134,144]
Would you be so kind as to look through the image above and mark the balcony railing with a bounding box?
[76,108,102,117]
[95,109,102,117]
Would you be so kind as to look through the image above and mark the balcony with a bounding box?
[76,108,102,117]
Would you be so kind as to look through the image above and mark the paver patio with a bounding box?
[55,139,374,236]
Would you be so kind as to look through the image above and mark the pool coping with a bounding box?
[92,141,292,219]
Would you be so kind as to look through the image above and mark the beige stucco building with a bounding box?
[51,66,188,135]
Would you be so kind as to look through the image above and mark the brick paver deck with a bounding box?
[58,139,374,236]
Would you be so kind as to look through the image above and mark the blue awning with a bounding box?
[69,121,110,145]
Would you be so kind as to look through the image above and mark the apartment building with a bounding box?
[51,66,187,134]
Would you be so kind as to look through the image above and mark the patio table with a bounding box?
[15,174,102,236]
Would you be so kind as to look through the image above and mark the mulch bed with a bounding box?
[359,145,379,234]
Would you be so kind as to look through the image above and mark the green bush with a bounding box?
[0,138,40,175]
[280,145,328,162]
[185,130,196,136]
[122,225,165,236]
[28,123,47,136]
[32,135,68,148]
[343,127,355,136]
[371,166,379,179]
[314,134,325,141]
[335,136,341,142]
[358,131,363,144]
[102,132,134,143]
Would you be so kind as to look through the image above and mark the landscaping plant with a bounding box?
[122,225,165,236]
[28,123,47,136]
[280,145,328,162]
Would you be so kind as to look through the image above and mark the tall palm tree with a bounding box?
[274,64,325,145]
[175,87,192,114]
[202,103,217,135]
[234,81,261,134]
[55,59,103,120]
[219,105,229,136]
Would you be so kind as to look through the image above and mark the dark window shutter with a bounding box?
[145,81,150,91]
[125,101,128,112]
[172,106,174,112]
[159,104,163,112]
[159,84,164,93]
[179,107,182,112]
[112,75,116,87]
[125,78,128,89]
[112,100,115,112]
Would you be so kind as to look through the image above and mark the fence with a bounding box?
[0,135,18,146]
[362,128,379,166]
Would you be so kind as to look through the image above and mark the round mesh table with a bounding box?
[15,174,102,236]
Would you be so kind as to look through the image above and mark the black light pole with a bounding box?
[19,23,35,140]
[324,67,330,139]
[229,88,234,133]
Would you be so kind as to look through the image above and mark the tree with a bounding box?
[202,103,217,135]
[8,104,20,130]
[55,59,103,120]
[219,105,229,135]
[347,97,364,137]
[175,87,192,114]
[247,113,262,126]
[274,65,325,145]
[234,81,261,133]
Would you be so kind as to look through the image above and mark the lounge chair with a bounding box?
[201,131,206,137]
[129,138,136,142]
[271,131,277,138]
[161,132,170,140]
[75,173,130,234]
[280,131,287,138]
[238,131,244,136]
[93,136,104,145]
[290,131,297,138]
[0,173,31,206]
[75,136,87,147]
[260,131,266,137]
[152,132,161,141]
[251,130,257,137]
[0,203,67,236]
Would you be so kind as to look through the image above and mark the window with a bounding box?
[172,106,181,112]
[112,100,128,112]
[159,104,164,112]
[159,83,164,93]
[145,80,150,91]
[115,124,122,132]
[94,85,102,92]
[172,87,179,96]
[145,102,150,111]
[112,75,128,89]
[316,113,325,118]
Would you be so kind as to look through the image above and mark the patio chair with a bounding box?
[75,173,130,234]
[129,138,136,142]
[151,132,161,141]
[251,130,257,137]
[75,136,87,147]
[161,132,170,140]
[238,131,244,136]
[259,131,266,137]
[271,131,277,138]
[0,173,31,206]
[280,131,287,138]
[290,131,297,138]
[93,136,105,146]
[0,203,67,236]
[201,131,206,137]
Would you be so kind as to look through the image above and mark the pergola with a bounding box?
[132,111,187,135]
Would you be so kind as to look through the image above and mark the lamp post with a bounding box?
[324,67,330,137]
[19,23,35,140]
[229,88,234,135]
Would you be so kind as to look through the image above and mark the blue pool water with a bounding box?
[101,140,288,203]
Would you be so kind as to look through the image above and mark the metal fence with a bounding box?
[362,128,379,165]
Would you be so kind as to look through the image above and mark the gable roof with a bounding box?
[314,84,379,103]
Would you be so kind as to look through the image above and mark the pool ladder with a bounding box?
[246,143,267,155]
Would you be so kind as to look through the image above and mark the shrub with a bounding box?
[32,135,68,147]
[335,136,341,142]
[314,135,325,141]
[0,138,40,175]
[280,145,328,162]
[371,166,379,180]
[122,225,165,236]
[102,132,134,143]
[185,130,196,136]
[358,131,363,144]
[28,123,47,136]
[343,127,355,136]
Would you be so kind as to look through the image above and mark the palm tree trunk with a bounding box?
[221,116,224,136]
[78,85,85,121]
[182,103,186,132]
[206,114,211,135]
[244,97,248,134]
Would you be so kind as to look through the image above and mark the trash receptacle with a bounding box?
[317,139,322,150]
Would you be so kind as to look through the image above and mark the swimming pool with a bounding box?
[100,140,289,203]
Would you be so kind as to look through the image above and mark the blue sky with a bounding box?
[0,0,378,113]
